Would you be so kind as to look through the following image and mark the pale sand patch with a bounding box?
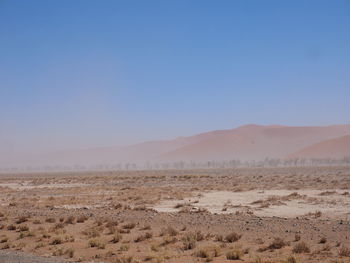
[0,182,89,190]
[153,189,350,219]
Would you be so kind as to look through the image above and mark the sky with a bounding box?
[1,0,350,155]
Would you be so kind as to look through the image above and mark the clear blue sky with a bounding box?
[1,0,350,154]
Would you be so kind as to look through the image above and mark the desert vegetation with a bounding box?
[0,166,349,262]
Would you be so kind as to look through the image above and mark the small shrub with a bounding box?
[77,215,88,223]
[339,246,350,257]
[319,237,327,244]
[292,241,310,253]
[268,237,287,250]
[7,224,16,231]
[88,239,106,249]
[282,255,298,263]
[119,244,130,251]
[64,216,75,224]
[226,249,242,260]
[225,232,242,243]
[134,232,153,242]
[111,233,122,243]
[160,226,178,236]
[19,225,29,232]
[45,218,56,223]
[183,234,196,250]
[122,222,136,230]
[0,236,8,243]
[50,237,62,245]
[33,219,42,224]
[16,216,28,224]
[65,248,75,258]
[1,243,10,250]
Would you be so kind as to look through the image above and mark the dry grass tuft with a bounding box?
[339,246,350,257]
[292,241,310,254]
[226,249,243,260]
[225,232,242,243]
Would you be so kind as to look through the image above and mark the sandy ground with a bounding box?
[154,189,350,219]
[0,166,349,263]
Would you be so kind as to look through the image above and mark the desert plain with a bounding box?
[0,166,349,263]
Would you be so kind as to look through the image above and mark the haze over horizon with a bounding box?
[1,0,350,160]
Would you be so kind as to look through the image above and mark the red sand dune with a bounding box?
[4,124,350,167]
[287,135,350,159]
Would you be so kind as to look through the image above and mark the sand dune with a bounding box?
[3,124,350,167]
[288,135,350,159]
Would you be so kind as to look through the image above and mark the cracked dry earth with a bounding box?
[0,166,349,263]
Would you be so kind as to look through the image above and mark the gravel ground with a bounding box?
[0,250,69,263]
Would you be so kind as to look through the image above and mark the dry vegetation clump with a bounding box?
[122,222,136,230]
[339,246,350,257]
[45,217,56,223]
[77,215,88,223]
[50,237,62,245]
[196,245,221,259]
[226,249,243,260]
[32,219,41,224]
[281,255,298,263]
[225,232,242,243]
[182,233,197,250]
[110,233,122,243]
[16,216,28,224]
[268,237,288,250]
[0,236,8,243]
[7,224,16,231]
[1,243,10,250]
[319,237,327,244]
[18,225,29,232]
[64,215,76,224]
[292,241,310,254]
[134,232,153,242]
[160,226,178,236]
[82,227,101,238]
[88,239,106,249]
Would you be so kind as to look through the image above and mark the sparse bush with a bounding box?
[50,237,62,245]
[134,232,153,242]
[226,249,242,260]
[292,241,310,253]
[196,246,220,259]
[65,248,75,258]
[77,215,88,223]
[122,222,136,230]
[160,226,178,236]
[54,223,65,230]
[64,216,75,224]
[225,232,242,243]
[16,216,28,224]
[339,246,350,257]
[110,233,122,243]
[1,242,10,250]
[268,237,287,250]
[0,236,8,243]
[319,237,327,244]
[294,233,301,242]
[45,218,56,223]
[7,224,16,231]
[33,219,41,224]
[88,239,106,249]
[82,227,100,238]
[282,255,298,263]
[19,225,29,232]
[119,244,130,251]
[182,234,196,250]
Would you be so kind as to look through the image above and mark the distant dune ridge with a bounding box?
[2,124,350,168]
